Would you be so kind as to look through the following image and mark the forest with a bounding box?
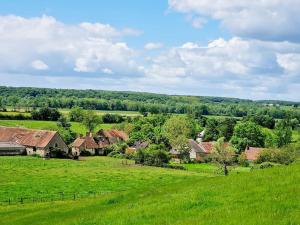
[1,86,300,119]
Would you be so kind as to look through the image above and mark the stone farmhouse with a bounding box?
[170,138,229,162]
[0,126,68,157]
[71,129,128,156]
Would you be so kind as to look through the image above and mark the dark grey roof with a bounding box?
[188,139,205,153]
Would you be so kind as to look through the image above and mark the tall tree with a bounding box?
[212,137,235,176]
[82,110,100,132]
[275,119,292,147]
[230,121,265,153]
[163,115,194,153]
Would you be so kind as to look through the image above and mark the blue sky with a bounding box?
[0,0,300,100]
[0,0,228,47]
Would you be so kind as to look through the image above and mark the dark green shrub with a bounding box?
[259,162,279,169]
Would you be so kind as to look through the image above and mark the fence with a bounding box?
[0,190,113,206]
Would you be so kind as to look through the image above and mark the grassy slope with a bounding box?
[0,157,299,225]
[0,120,115,134]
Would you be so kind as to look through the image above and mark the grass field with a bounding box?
[0,120,115,134]
[0,157,299,225]
[1,108,141,117]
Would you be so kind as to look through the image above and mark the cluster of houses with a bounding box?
[170,131,264,162]
[0,126,127,158]
[0,126,264,162]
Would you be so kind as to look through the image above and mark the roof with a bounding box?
[189,140,228,154]
[72,138,85,148]
[245,147,264,161]
[133,141,149,150]
[72,136,98,149]
[0,142,26,150]
[84,136,99,149]
[96,129,128,142]
[98,139,110,148]
[0,126,57,148]
[188,139,204,153]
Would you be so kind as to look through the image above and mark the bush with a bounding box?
[255,148,296,165]
[0,113,31,120]
[258,162,279,169]
[238,152,249,167]
[32,107,61,121]
[102,114,125,123]
[161,164,186,170]
[134,149,170,167]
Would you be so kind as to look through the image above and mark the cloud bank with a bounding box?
[169,0,300,42]
[1,13,300,101]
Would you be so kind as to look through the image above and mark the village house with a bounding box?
[170,138,229,162]
[188,139,215,161]
[0,126,68,157]
[245,147,264,161]
[96,129,128,144]
[71,129,128,156]
[71,133,99,156]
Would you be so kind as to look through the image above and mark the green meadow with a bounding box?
[1,108,141,117]
[0,120,115,134]
[0,157,299,225]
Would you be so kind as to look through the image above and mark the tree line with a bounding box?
[1,86,300,119]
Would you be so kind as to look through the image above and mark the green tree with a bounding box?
[230,121,265,153]
[212,137,235,176]
[204,118,219,141]
[274,119,292,147]
[163,115,194,152]
[82,110,100,132]
[69,106,85,122]
[218,118,237,141]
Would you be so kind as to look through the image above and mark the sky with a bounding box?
[0,0,300,101]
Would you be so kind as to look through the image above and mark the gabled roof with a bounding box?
[72,136,98,149]
[189,139,204,153]
[189,140,228,154]
[96,129,128,142]
[0,126,57,148]
[72,138,85,148]
[245,147,264,161]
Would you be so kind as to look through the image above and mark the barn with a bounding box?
[0,126,68,158]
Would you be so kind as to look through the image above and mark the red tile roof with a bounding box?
[245,147,263,161]
[72,136,98,149]
[0,126,57,148]
[96,129,128,142]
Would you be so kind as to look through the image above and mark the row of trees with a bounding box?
[1,86,300,120]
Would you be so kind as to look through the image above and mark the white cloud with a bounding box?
[0,15,139,75]
[169,0,300,42]
[143,37,300,100]
[2,14,300,100]
[31,60,49,70]
[144,42,163,50]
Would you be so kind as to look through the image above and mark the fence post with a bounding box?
[20,197,23,204]
[73,193,76,201]
[61,192,64,201]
